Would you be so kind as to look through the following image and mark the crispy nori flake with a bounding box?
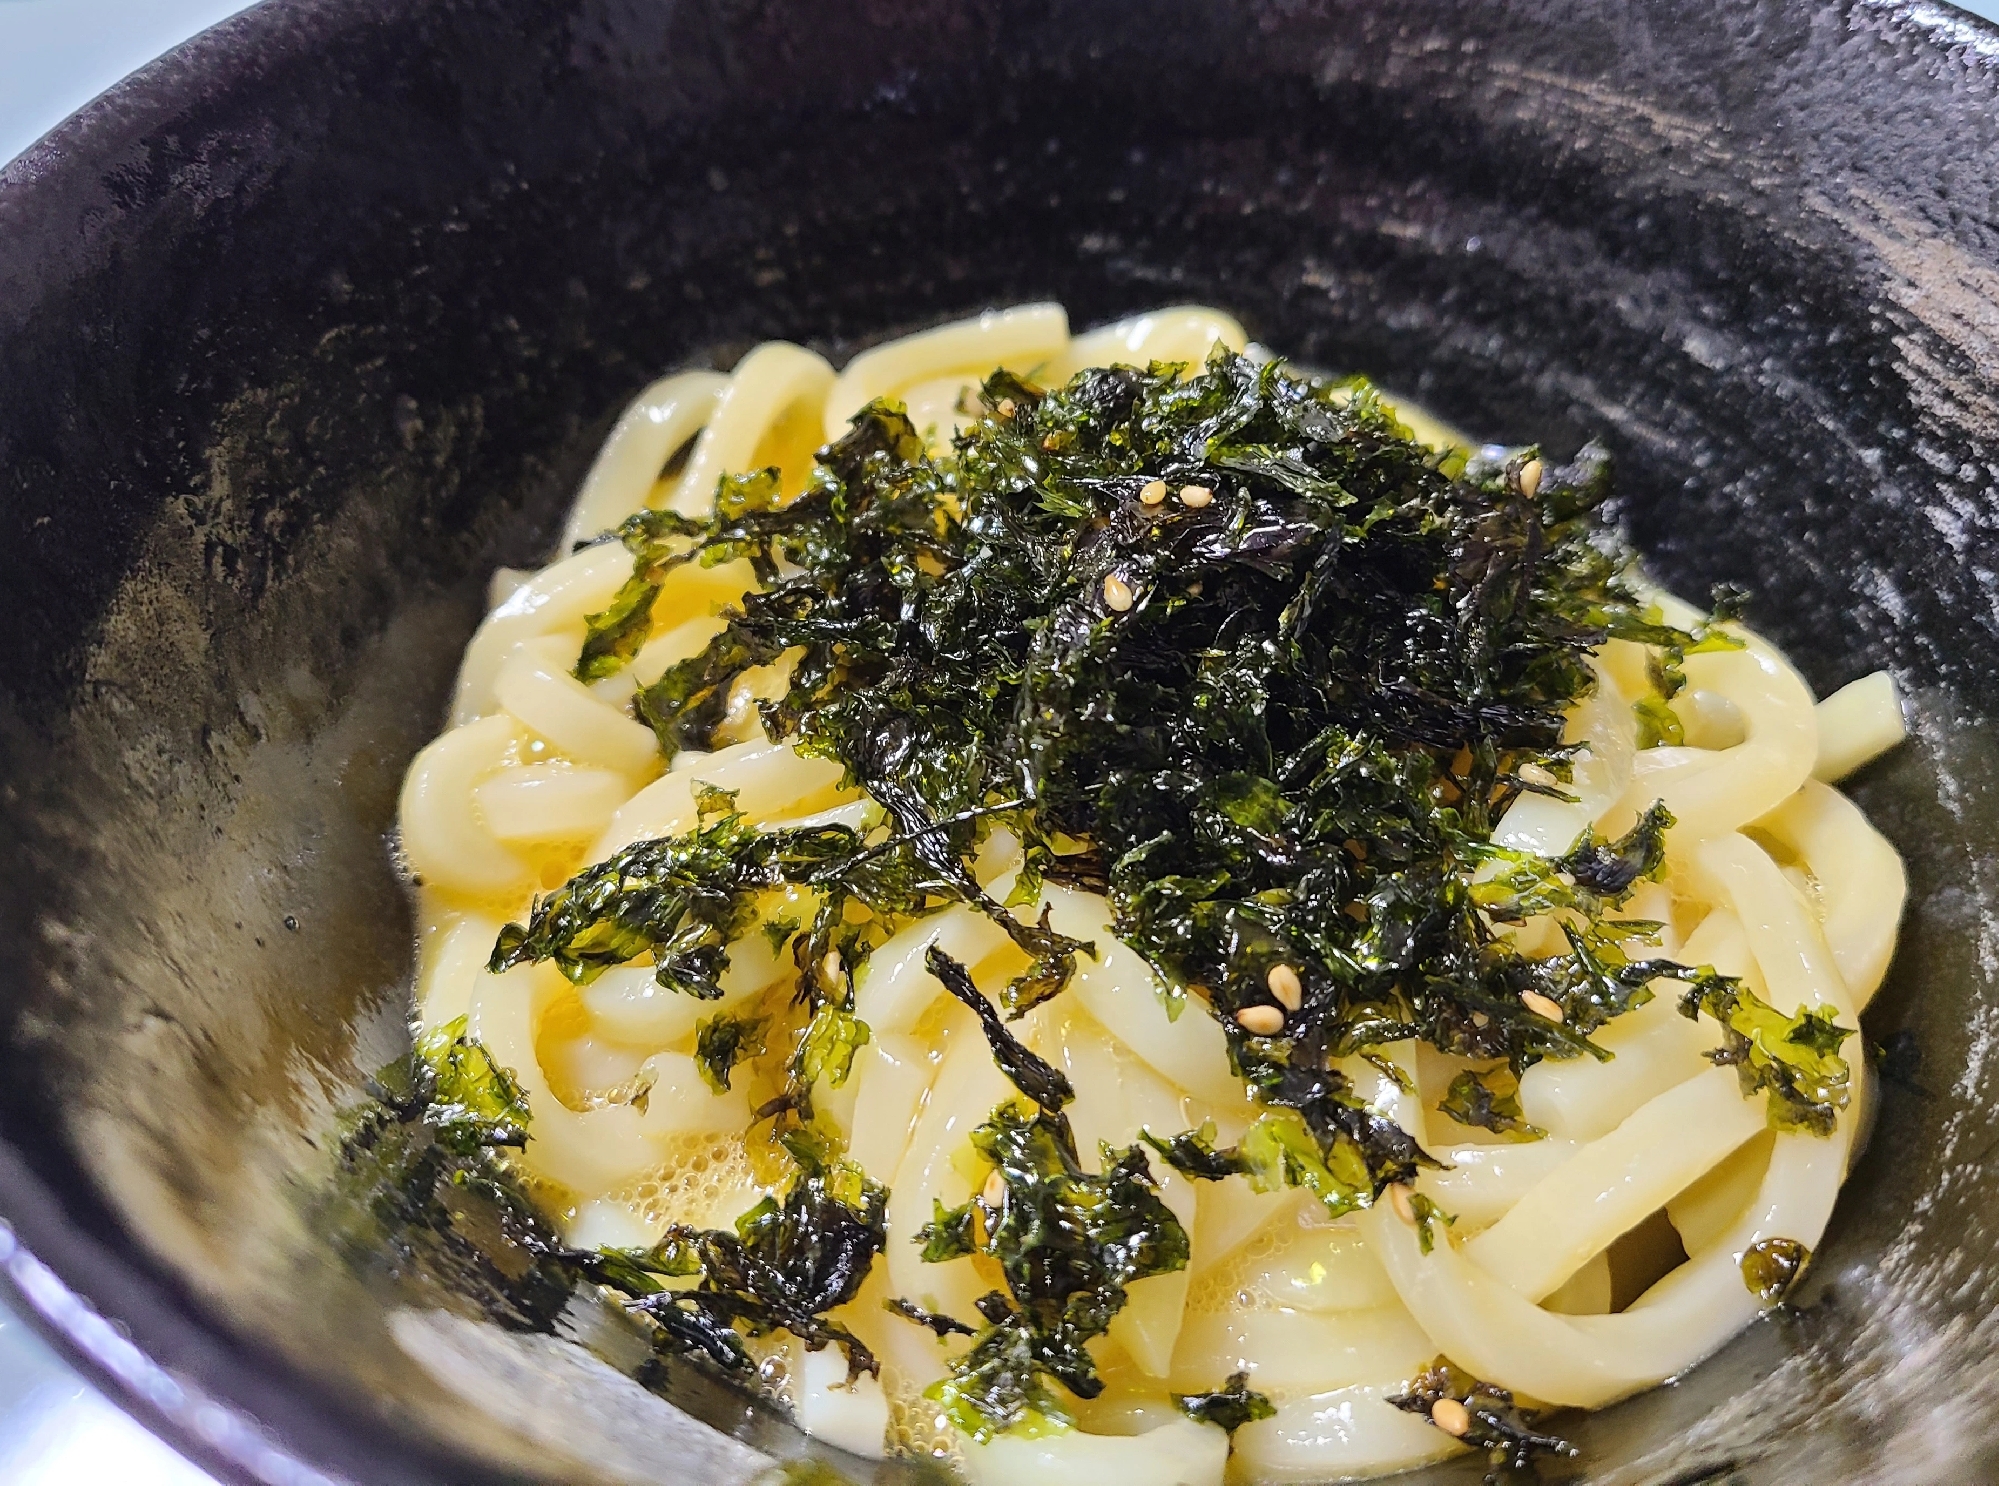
[1470,803,1672,926]
[884,1296,978,1339]
[1681,980,1856,1135]
[792,1004,872,1102]
[1390,1356,1578,1481]
[1615,583,1749,702]
[331,1018,574,1330]
[1409,1189,1455,1255]
[537,349,1770,1216]
[1436,1066,1545,1142]
[338,1032,889,1384]
[924,944,1075,1111]
[1174,1370,1277,1433]
[488,789,858,1000]
[575,571,665,682]
[915,1104,1189,1439]
[1740,1236,1811,1303]
[599,1129,888,1383]
[1556,800,1675,897]
[1143,1110,1374,1219]
[694,1011,768,1093]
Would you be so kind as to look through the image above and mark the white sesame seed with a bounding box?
[1139,478,1168,506]
[983,1170,1006,1205]
[1235,1004,1285,1036]
[1177,483,1214,507]
[1518,458,1543,499]
[1266,963,1303,1011]
[1388,1182,1417,1225]
[1521,989,1565,1022]
[1102,573,1135,612]
[996,397,1016,418]
[1430,1397,1471,1437]
[821,949,844,984]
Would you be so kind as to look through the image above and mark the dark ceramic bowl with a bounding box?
[2,1,1997,1482]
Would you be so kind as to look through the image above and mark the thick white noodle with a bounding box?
[560,370,728,552]
[821,304,1069,442]
[958,1415,1229,1486]
[399,713,532,899]
[397,307,1905,1480]
[1811,670,1905,783]
[452,542,635,726]
[672,342,836,517]
[1491,657,1636,855]
[1048,306,1247,382]
[1755,779,1906,1009]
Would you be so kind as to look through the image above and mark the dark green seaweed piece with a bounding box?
[1409,1189,1455,1255]
[1612,584,1750,702]
[884,1296,978,1339]
[339,1029,888,1383]
[331,1017,574,1331]
[1740,1236,1811,1303]
[1174,1371,1277,1433]
[1555,800,1674,897]
[488,790,860,998]
[1436,1067,1546,1142]
[1471,802,1673,924]
[1142,1109,1375,1219]
[917,1104,1189,1439]
[694,1012,768,1093]
[576,572,666,682]
[792,1004,871,1104]
[588,1128,888,1382]
[1138,1121,1245,1182]
[924,944,1075,1112]
[1389,1357,1577,1482]
[1681,980,1856,1135]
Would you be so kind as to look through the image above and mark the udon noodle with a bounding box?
[397,304,1906,1482]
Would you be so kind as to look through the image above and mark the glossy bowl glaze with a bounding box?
[1,2,1997,1482]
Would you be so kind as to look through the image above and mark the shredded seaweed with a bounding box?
[1681,980,1855,1135]
[487,787,851,999]
[915,1104,1189,1440]
[694,1011,767,1093]
[1174,1370,1277,1433]
[336,1032,888,1384]
[1740,1236,1811,1303]
[530,350,1769,1215]
[592,1128,888,1382]
[425,345,1852,1451]
[884,1295,978,1339]
[1143,1110,1374,1219]
[1389,1356,1577,1481]
[925,944,1075,1112]
[330,1017,573,1330]
[1436,1067,1545,1142]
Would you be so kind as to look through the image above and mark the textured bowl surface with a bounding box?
[2,2,1998,1482]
